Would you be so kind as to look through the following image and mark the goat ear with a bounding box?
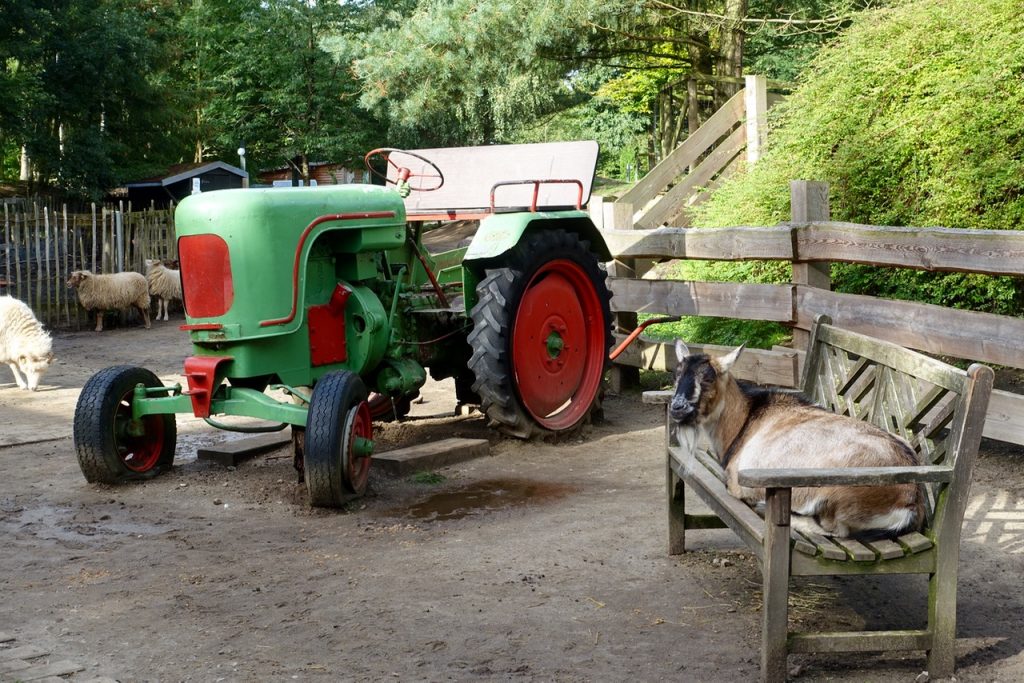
[674,339,690,363]
[718,344,745,373]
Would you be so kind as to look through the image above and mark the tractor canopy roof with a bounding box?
[387,140,599,218]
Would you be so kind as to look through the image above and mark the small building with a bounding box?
[125,161,248,207]
[257,162,371,187]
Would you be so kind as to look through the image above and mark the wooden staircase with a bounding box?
[616,75,781,228]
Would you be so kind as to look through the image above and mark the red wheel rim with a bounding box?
[367,393,393,419]
[511,259,606,430]
[113,391,165,473]
[344,400,373,492]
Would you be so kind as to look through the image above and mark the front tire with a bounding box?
[304,371,374,507]
[74,366,177,483]
[467,229,612,438]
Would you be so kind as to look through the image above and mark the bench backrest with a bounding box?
[800,314,994,530]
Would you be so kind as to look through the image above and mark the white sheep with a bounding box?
[66,270,151,332]
[144,258,183,322]
[0,295,54,391]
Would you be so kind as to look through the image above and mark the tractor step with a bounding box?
[373,437,489,476]
[197,432,292,466]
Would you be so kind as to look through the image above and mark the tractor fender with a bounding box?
[463,211,612,266]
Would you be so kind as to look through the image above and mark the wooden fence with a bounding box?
[1,202,177,329]
[6,182,1023,445]
[595,180,1024,447]
[616,74,785,229]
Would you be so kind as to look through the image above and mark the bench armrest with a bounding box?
[642,390,673,405]
[737,465,954,488]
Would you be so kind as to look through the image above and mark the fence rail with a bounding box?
[616,75,776,229]
[599,180,1024,446]
[1,202,176,329]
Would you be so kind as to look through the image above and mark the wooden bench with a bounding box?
[645,314,994,682]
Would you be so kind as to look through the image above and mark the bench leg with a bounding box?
[668,460,686,555]
[762,488,791,683]
[926,551,960,677]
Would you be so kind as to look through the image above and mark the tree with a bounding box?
[179,0,385,182]
[2,0,191,199]
[344,0,874,171]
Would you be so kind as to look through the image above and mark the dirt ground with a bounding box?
[3,321,1024,682]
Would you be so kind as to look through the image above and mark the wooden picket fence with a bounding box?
[1,201,177,329]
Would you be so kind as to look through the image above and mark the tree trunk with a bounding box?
[715,0,748,106]
[647,112,657,172]
[658,88,672,159]
[20,146,30,181]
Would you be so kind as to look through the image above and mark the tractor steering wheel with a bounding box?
[363,148,445,192]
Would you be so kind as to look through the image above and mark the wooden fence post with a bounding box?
[90,203,97,273]
[62,204,70,326]
[14,209,23,301]
[744,75,768,165]
[44,207,52,327]
[790,181,831,351]
[169,202,178,260]
[32,203,41,315]
[605,201,641,392]
[3,204,9,293]
[116,201,125,273]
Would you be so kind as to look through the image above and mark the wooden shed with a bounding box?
[125,161,248,207]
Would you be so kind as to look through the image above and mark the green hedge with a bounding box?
[675,0,1024,346]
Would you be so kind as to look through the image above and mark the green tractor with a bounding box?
[73,141,615,506]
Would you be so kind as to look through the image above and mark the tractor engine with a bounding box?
[174,184,412,395]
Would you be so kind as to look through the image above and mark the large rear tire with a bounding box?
[304,371,374,507]
[74,366,177,483]
[467,230,612,438]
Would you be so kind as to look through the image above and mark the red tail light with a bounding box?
[178,234,234,318]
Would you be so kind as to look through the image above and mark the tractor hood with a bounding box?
[174,185,406,342]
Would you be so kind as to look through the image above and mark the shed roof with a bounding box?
[127,161,247,188]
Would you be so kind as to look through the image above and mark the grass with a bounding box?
[592,176,634,200]
[408,471,446,485]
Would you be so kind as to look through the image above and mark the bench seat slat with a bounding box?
[791,529,817,556]
[830,537,877,561]
[861,537,905,560]
[897,531,933,554]
[798,530,847,560]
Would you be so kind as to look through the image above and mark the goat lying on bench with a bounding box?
[648,315,994,681]
[670,340,924,539]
